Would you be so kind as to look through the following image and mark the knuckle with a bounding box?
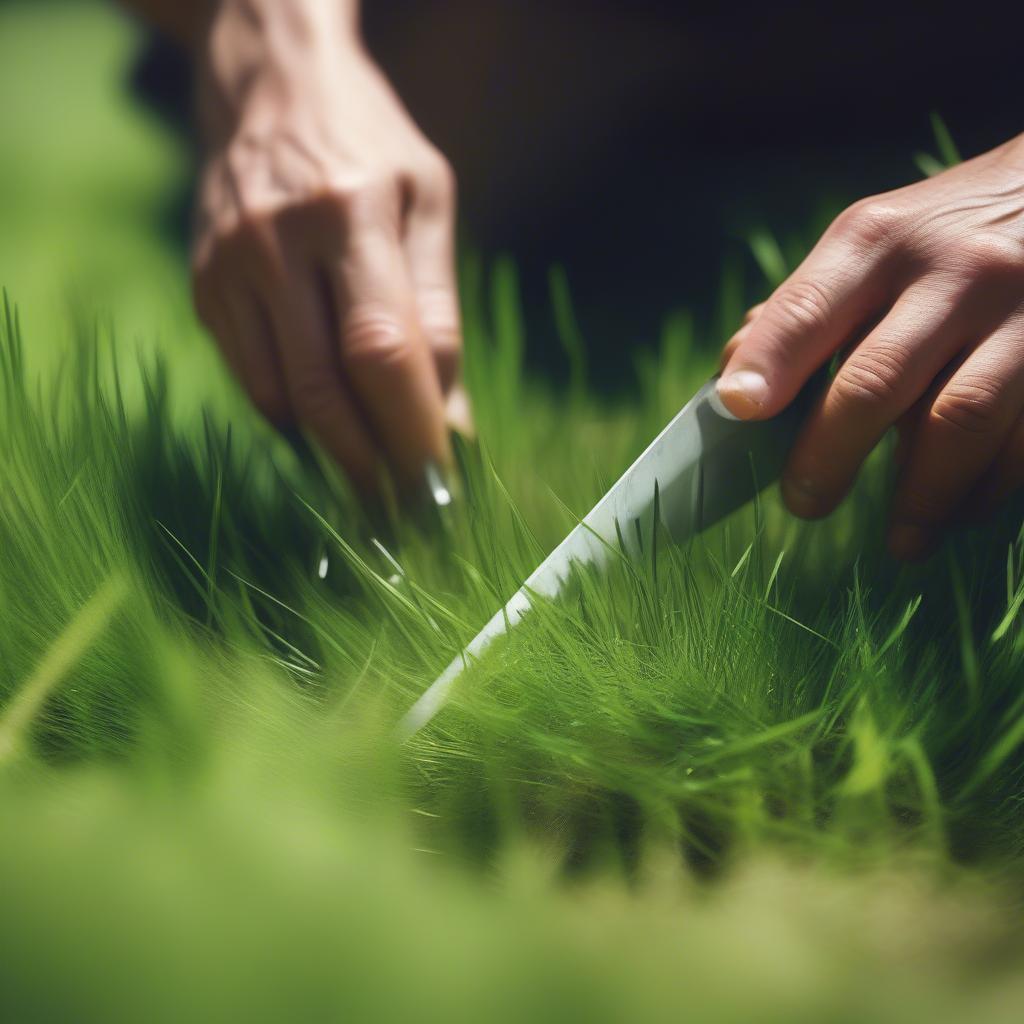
[831,342,907,409]
[294,179,398,236]
[743,302,765,325]
[341,308,411,369]
[422,151,457,202]
[930,376,1003,436]
[323,183,363,217]
[329,175,397,216]
[833,199,904,249]
[960,235,1024,278]
[771,278,834,335]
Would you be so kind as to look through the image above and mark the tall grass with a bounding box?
[3,259,1024,1017]
[3,3,1024,1019]
[3,260,1024,849]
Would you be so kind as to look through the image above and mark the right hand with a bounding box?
[191,0,465,497]
[717,134,1024,559]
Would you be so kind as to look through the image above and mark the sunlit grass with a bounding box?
[3,256,1024,1016]
[3,3,1024,1020]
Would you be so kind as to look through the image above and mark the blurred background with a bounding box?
[131,0,1024,386]
[4,0,1024,386]
[4,7,1024,1019]
[362,0,1024,383]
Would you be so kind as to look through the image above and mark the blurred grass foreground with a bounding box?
[2,3,1024,1021]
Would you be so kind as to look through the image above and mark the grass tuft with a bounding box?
[2,6,1024,1016]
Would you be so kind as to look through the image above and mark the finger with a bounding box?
[192,254,239,367]
[405,158,462,394]
[719,304,767,369]
[960,408,1024,522]
[221,288,291,426]
[891,352,969,481]
[893,403,923,474]
[444,381,475,438]
[193,224,292,428]
[719,325,750,370]
[743,302,766,326]
[889,322,1024,559]
[266,267,382,496]
[718,204,896,419]
[193,276,262,410]
[331,223,450,490]
[196,296,241,378]
[780,279,982,518]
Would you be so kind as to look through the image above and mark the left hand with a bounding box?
[718,133,1024,559]
[190,0,464,498]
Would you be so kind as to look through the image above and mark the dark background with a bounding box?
[133,0,1024,388]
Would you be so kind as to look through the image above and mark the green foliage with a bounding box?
[3,254,1024,1015]
[2,4,1024,1020]
[915,112,963,177]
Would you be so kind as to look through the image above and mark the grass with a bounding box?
[3,2,1024,1020]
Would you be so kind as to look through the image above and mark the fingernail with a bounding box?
[445,383,476,438]
[717,370,771,419]
[888,523,930,561]
[781,475,823,517]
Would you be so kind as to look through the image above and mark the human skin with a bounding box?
[125,0,463,497]
[127,1,1023,555]
[719,135,1024,559]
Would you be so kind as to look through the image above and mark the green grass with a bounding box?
[3,3,1024,1021]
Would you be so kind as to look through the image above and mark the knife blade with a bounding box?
[398,374,818,738]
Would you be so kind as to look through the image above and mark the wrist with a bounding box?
[203,0,361,44]
[197,0,364,146]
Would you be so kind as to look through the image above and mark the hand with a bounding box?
[191,0,462,497]
[719,134,1024,559]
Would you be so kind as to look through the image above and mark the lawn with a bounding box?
[2,3,1024,1021]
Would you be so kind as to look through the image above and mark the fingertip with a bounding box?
[445,382,475,438]
[780,475,832,519]
[390,409,453,498]
[716,369,772,420]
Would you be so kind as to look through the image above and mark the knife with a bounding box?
[397,373,820,739]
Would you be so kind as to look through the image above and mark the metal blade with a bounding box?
[398,374,812,738]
